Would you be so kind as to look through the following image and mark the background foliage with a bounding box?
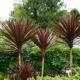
[10,0,68,28]
[0,43,80,75]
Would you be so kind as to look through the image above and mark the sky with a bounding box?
[0,0,80,20]
[0,0,13,20]
[64,0,80,11]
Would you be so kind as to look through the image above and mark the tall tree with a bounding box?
[31,28,56,76]
[10,0,66,28]
[52,14,80,76]
[0,19,38,70]
[70,8,80,17]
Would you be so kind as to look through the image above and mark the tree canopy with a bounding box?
[10,0,67,28]
[70,8,80,17]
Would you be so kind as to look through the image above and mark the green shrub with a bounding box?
[0,74,9,80]
[24,45,80,75]
[1,44,80,75]
[28,76,72,80]
[72,67,80,74]
[28,74,80,80]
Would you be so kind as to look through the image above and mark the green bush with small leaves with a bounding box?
[1,44,80,75]
[28,73,80,80]
[0,73,80,80]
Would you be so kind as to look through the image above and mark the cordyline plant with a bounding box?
[19,63,34,80]
[8,62,34,80]
[31,28,56,76]
[52,14,80,76]
[0,19,38,70]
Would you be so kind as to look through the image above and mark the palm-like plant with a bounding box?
[31,28,56,76]
[0,19,38,70]
[52,14,80,76]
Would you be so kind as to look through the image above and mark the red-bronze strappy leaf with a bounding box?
[0,19,38,70]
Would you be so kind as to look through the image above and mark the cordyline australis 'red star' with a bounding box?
[31,28,56,76]
[0,19,39,70]
[52,14,80,76]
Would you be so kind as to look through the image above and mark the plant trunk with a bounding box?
[41,56,44,77]
[18,47,21,70]
[70,47,72,76]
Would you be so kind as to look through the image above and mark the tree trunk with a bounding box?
[70,47,72,76]
[18,47,21,70]
[41,56,44,77]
